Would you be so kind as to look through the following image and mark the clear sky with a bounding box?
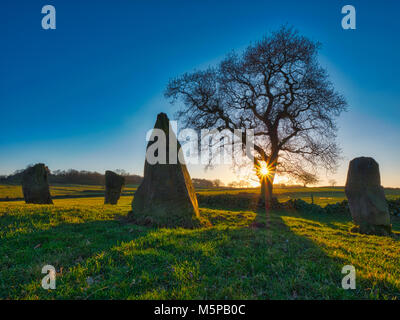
[1,0,399,187]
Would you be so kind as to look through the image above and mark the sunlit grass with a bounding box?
[0,195,399,299]
[0,184,138,200]
[1,184,400,207]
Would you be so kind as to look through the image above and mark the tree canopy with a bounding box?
[165,26,347,198]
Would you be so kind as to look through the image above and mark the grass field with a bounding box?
[2,184,400,206]
[0,184,139,200]
[1,191,399,299]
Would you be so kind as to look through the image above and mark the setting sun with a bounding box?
[259,161,269,176]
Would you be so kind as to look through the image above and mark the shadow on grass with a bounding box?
[275,209,400,299]
[1,206,399,299]
[0,218,153,299]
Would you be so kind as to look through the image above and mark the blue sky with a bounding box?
[1,0,399,186]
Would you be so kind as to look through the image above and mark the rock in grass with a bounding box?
[22,163,53,204]
[130,113,205,228]
[345,157,391,236]
[104,170,125,205]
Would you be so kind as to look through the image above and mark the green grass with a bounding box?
[0,195,399,299]
[197,186,400,206]
[0,184,138,200]
[2,184,400,207]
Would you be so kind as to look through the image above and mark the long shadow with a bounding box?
[0,218,153,299]
[1,205,399,299]
[269,208,400,299]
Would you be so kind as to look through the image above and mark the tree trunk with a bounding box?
[259,163,276,204]
[259,165,276,228]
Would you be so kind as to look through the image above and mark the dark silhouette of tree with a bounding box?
[165,26,347,206]
[329,179,337,187]
[192,178,215,188]
[0,168,143,186]
[297,171,320,187]
[115,169,129,176]
[213,179,223,188]
[228,181,239,188]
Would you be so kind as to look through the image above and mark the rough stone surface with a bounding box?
[130,113,204,228]
[104,171,125,205]
[345,157,391,236]
[22,163,53,204]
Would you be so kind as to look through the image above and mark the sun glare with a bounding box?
[258,161,269,177]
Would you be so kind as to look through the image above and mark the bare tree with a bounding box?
[115,169,129,176]
[328,179,337,187]
[228,181,239,188]
[237,180,250,188]
[298,171,320,187]
[165,26,347,207]
[213,179,223,188]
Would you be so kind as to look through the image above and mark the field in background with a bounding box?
[0,196,399,299]
[1,184,400,207]
[0,184,138,200]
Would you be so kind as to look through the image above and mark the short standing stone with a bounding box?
[104,171,125,205]
[345,157,391,235]
[22,163,53,204]
[130,113,204,228]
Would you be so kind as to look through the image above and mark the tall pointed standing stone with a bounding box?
[22,163,53,204]
[130,113,204,228]
[345,157,391,235]
[104,170,125,205]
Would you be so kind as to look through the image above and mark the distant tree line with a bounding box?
[192,178,224,189]
[0,168,142,186]
[0,168,223,188]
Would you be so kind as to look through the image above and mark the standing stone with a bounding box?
[104,170,125,205]
[345,157,391,235]
[22,163,53,204]
[130,113,204,228]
